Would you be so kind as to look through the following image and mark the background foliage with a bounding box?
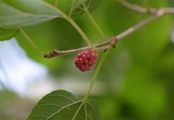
[0,0,174,120]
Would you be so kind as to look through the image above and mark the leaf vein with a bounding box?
[46,100,82,120]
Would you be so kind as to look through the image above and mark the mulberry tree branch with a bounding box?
[44,5,168,59]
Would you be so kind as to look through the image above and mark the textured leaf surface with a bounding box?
[0,0,62,27]
[27,90,100,120]
[0,28,18,40]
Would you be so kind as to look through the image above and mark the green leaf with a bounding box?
[27,90,100,120]
[0,0,62,28]
[0,28,18,40]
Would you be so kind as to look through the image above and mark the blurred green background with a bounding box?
[0,0,174,120]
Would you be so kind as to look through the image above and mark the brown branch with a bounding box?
[44,0,174,59]
[115,10,165,41]
[163,8,174,14]
[44,9,165,59]
[117,0,150,14]
[117,0,174,14]
[44,44,110,58]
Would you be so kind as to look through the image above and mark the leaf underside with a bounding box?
[0,0,62,28]
[0,28,18,40]
[27,90,100,120]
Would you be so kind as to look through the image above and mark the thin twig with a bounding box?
[83,3,106,38]
[163,8,174,14]
[43,1,95,50]
[44,44,110,58]
[44,9,165,58]
[64,15,95,49]
[115,14,164,41]
[117,0,174,14]
[84,52,109,100]
[117,0,149,13]
[117,0,155,14]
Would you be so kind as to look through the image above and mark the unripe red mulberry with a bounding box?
[75,48,98,72]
